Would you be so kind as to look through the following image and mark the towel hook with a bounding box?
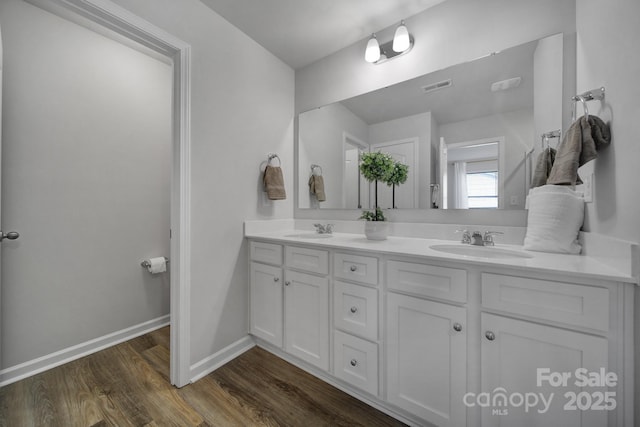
[310,164,323,176]
[267,153,281,167]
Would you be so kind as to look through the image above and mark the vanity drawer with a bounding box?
[333,330,378,396]
[285,246,329,275]
[481,273,609,332]
[250,241,283,265]
[387,260,467,303]
[334,281,378,341]
[334,253,378,285]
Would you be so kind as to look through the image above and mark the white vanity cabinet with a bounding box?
[284,269,329,370]
[480,313,608,427]
[479,273,611,427]
[284,246,330,370]
[249,242,283,347]
[332,252,380,396]
[247,235,634,427]
[386,259,468,427]
[249,241,330,371]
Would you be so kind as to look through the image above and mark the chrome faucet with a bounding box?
[459,229,503,246]
[482,231,503,246]
[313,223,334,234]
[458,229,472,244]
[470,231,485,246]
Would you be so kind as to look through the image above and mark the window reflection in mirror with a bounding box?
[442,139,503,209]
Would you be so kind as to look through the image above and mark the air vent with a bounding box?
[490,77,522,92]
[421,79,452,94]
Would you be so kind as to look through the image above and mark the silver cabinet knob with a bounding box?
[285,281,291,286]
[273,277,280,282]
[350,306,358,314]
[350,265,357,272]
[453,322,462,332]
[350,359,358,367]
[0,231,19,241]
[485,331,496,341]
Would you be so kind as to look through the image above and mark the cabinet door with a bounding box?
[480,313,608,427]
[386,293,467,427]
[249,262,283,347]
[284,270,329,370]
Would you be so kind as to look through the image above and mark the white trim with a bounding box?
[25,0,192,387]
[342,132,368,209]
[189,336,256,383]
[0,316,170,387]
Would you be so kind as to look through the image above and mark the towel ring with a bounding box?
[310,164,323,176]
[571,87,604,122]
[267,153,281,167]
[571,96,589,122]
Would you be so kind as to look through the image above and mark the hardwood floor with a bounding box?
[0,327,406,426]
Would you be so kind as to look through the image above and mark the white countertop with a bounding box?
[245,229,638,284]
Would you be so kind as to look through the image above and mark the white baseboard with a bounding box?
[0,315,170,387]
[189,335,256,383]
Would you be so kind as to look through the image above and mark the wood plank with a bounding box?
[141,345,171,383]
[0,328,406,427]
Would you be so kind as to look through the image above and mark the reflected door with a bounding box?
[371,139,418,209]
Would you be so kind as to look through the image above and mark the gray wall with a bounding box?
[109,0,295,366]
[0,0,172,367]
[0,0,295,371]
[574,0,640,420]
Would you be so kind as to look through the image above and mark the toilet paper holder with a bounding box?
[141,257,169,269]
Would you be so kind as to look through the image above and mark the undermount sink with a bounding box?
[285,233,333,239]
[429,244,533,259]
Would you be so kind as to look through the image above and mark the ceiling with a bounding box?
[340,39,537,125]
[199,0,447,69]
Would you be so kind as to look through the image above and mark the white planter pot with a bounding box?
[364,221,389,240]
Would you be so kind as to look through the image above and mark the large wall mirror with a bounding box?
[298,33,566,211]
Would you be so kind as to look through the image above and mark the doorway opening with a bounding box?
[12,0,193,387]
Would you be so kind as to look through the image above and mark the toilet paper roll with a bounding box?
[147,257,167,274]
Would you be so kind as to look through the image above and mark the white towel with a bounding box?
[524,185,584,254]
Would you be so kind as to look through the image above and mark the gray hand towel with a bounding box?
[263,165,286,200]
[530,147,556,188]
[547,115,611,186]
[308,175,326,202]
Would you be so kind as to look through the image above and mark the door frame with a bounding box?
[342,132,368,209]
[25,0,192,387]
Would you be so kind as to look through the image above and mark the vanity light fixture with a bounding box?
[364,21,414,65]
[365,33,381,63]
[392,20,411,52]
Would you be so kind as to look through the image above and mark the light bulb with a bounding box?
[392,21,410,52]
[365,34,380,63]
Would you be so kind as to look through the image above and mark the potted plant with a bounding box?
[386,162,409,209]
[358,152,395,240]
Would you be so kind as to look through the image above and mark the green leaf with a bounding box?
[386,162,409,186]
